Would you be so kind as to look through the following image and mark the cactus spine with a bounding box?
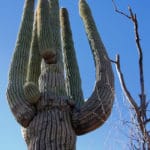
[7,0,115,149]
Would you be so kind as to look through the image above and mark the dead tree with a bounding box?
[112,0,150,149]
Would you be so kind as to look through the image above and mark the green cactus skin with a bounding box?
[71,0,114,135]
[7,0,115,149]
[24,14,41,104]
[37,0,56,64]
[26,13,41,85]
[7,0,36,127]
[49,0,63,66]
[60,8,84,108]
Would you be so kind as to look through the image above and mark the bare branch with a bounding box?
[112,0,131,19]
[115,54,147,139]
[128,7,146,116]
[109,58,117,64]
[112,0,147,118]
[115,55,139,113]
[144,119,150,125]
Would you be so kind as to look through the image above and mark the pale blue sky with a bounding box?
[0,0,150,150]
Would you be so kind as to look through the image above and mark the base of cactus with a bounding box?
[22,99,76,150]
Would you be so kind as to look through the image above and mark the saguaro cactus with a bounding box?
[7,0,114,149]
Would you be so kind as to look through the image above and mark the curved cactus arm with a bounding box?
[60,8,84,108]
[37,0,56,64]
[72,0,115,135]
[6,0,36,127]
[24,13,41,104]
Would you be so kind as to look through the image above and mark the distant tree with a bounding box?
[6,0,114,149]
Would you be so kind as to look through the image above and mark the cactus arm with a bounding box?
[72,0,115,135]
[26,14,41,85]
[49,0,64,70]
[6,0,36,127]
[36,0,67,101]
[49,0,61,52]
[37,0,56,64]
[24,14,41,104]
[60,8,84,108]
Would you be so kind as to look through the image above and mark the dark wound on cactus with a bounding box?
[7,0,115,149]
[60,8,84,108]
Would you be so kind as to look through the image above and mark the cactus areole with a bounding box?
[7,0,114,149]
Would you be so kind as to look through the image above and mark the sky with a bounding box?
[0,0,150,150]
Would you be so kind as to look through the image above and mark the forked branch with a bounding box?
[112,0,146,111]
[115,55,146,137]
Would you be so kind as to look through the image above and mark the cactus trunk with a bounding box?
[7,0,115,149]
[22,102,76,150]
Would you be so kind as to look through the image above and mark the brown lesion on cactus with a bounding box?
[41,50,57,64]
